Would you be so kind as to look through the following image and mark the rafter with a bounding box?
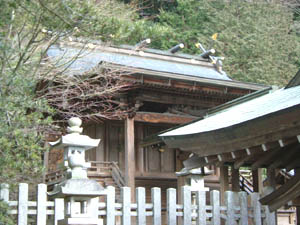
[268,142,300,169]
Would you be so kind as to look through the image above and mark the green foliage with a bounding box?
[0,1,56,184]
[152,0,300,86]
[207,1,300,86]
[0,201,14,225]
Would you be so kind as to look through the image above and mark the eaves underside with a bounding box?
[120,72,266,100]
[118,66,267,92]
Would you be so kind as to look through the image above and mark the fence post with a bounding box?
[152,187,161,225]
[225,191,235,225]
[54,198,64,225]
[36,184,47,225]
[0,183,9,202]
[18,183,28,225]
[238,192,248,225]
[251,193,262,225]
[121,187,131,225]
[195,190,206,225]
[107,186,116,225]
[182,186,192,225]
[210,190,220,225]
[137,187,146,225]
[167,188,177,225]
[264,206,276,225]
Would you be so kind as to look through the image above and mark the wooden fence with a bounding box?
[0,183,276,225]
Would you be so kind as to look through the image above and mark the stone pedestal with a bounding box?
[176,167,212,192]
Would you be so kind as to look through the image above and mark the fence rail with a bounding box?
[0,183,275,225]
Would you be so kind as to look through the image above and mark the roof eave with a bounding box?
[161,104,300,157]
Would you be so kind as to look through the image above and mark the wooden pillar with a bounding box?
[296,169,300,225]
[296,207,300,225]
[252,168,263,194]
[220,165,229,203]
[137,124,144,175]
[43,150,49,182]
[96,124,105,161]
[267,168,276,189]
[266,168,277,225]
[177,176,185,209]
[231,167,240,192]
[125,117,135,199]
[176,150,184,206]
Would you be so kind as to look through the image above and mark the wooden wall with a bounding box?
[82,121,176,177]
[143,125,175,174]
[83,123,105,162]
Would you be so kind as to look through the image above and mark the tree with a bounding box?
[154,0,300,86]
[0,0,149,222]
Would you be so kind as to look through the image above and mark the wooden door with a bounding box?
[144,125,175,173]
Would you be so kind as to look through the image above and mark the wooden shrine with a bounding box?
[44,39,265,202]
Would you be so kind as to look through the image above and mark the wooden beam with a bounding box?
[234,148,263,169]
[125,117,135,199]
[134,112,197,124]
[268,143,300,169]
[267,169,276,189]
[246,148,251,155]
[260,172,300,212]
[296,207,300,225]
[136,91,219,108]
[252,169,263,194]
[286,155,300,171]
[251,138,298,170]
[121,67,265,91]
[231,167,240,192]
[220,165,229,204]
[278,139,284,147]
[251,147,282,170]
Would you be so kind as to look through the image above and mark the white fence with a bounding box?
[0,183,276,225]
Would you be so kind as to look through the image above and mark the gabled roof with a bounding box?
[46,40,266,91]
[47,41,229,80]
[160,85,300,138]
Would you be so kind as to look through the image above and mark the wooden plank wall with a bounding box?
[83,122,175,177]
[83,123,105,162]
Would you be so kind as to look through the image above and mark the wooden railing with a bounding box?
[44,168,67,186]
[88,161,115,176]
[111,161,125,188]
[45,161,126,189]
[88,161,125,188]
[240,174,254,194]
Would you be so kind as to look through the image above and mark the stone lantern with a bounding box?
[48,117,105,225]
